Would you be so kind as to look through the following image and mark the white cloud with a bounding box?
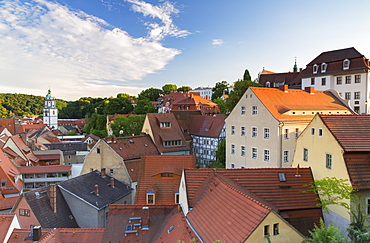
[212,39,224,46]
[0,0,189,100]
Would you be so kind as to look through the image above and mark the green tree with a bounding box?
[138,88,163,101]
[302,218,348,243]
[133,99,156,114]
[243,69,252,81]
[162,84,178,94]
[111,115,145,137]
[212,97,226,114]
[208,140,226,168]
[117,93,131,99]
[225,79,262,113]
[83,113,107,138]
[177,86,192,92]
[103,97,133,115]
[212,81,229,100]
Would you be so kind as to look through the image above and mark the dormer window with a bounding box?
[266,82,270,88]
[160,122,171,128]
[146,190,155,204]
[313,64,318,74]
[343,59,350,70]
[321,63,327,73]
[175,190,179,204]
[163,140,182,147]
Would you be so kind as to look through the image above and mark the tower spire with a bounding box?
[293,57,298,72]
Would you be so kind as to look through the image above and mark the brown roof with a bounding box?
[251,86,352,121]
[17,124,45,134]
[320,114,370,151]
[0,118,15,135]
[104,134,159,160]
[307,47,364,65]
[0,213,16,242]
[0,196,19,210]
[102,204,197,243]
[8,228,104,243]
[17,165,71,174]
[259,71,301,87]
[145,113,190,154]
[186,173,271,242]
[8,135,39,164]
[125,159,141,182]
[136,155,195,204]
[344,153,370,190]
[0,149,22,196]
[188,115,226,138]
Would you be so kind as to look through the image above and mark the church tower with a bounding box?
[43,89,58,130]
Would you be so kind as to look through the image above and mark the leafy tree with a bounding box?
[302,218,348,243]
[243,69,252,81]
[117,93,131,99]
[162,84,178,94]
[83,113,107,138]
[177,86,192,92]
[138,88,163,101]
[212,81,229,100]
[225,79,262,113]
[208,140,226,168]
[212,97,227,114]
[133,99,156,114]
[110,115,145,137]
[103,97,133,115]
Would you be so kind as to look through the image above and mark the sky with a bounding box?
[1,0,370,100]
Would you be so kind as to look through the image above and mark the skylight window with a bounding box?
[278,173,286,182]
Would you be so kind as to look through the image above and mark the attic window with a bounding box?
[321,63,327,73]
[343,59,350,70]
[146,190,155,204]
[278,173,286,182]
[160,122,171,128]
[161,173,173,178]
[313,64,318,74]
[175,190,179,204]
[164,140,182,147]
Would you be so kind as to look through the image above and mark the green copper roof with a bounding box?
[46,89,54,98]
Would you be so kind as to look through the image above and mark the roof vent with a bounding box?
[129,140,134,143]
[144,144,148,147]
[167,225,175,234]
[119,147,122,150]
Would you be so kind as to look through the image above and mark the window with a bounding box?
[273,223,279,235]
[164,140,182,147]
[354,106,360,113]
[345,76,351,84]
[264,128,270,139]
[252,148,257,159]
[241,146,246,157]
[264,225,270,236]
[161,173,173,178]
[264,149,270,162]
[160,122,171,128]
[19,209,30,217]
[266,82,271,88]
[354,92,360,99]
[252,127,257,138]
[241,106,246,115]
[231,125,235,135]
[284,129,289,139]
[355,74,361,83]
[284,150,289,163]
[147,193,155,204]
[366,198,370,216]
[345,92,351,99]
[336,76,342,85]
[303,148,308,161]
[231,144,235,155]
[175,192,179,204]
[343,59,350,70]
[318,128,323,137]
[97,148,100,154]
[0,182,6,188]
[231,163,235,169]
[110,169,114,175]
[311,78,315,85]
[321,63,327,73]
[321,78,326,86]
[241,126,246,136]
[252,106,258,115]
[295,128,299,139]
[311,128,315,135]
[326,153,332,169]
[313,64,318,74]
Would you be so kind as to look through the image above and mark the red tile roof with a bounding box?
[7,135,39,164]
[0,196,19,210]
[124,159,141,182]
[344,153,370,190]
[17,124,45,134]
[0,213,17,242]
[0,118,16,135]
[186,173,271,242]
[136,155,195,204]
[251,86,352,121]
[188,115,226,138]
[172,94,221,115]
[320,114,370,151]
[17,165,72,174]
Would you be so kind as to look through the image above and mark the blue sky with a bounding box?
[1,0,370,100]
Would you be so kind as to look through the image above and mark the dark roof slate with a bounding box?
[188,115,225,138]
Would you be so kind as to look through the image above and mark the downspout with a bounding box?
[265,235,272,243]
[278,122,284,168]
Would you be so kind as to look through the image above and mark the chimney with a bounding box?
[305,86,315,94]
[299,68,303,72]
[110,177,115,188]
[94,184,99,196]
[20,132,27,144]
[279,85,289,93]
[295,164,301,177]
[33,226,42,241]
[49,185,57,213]
[101,168,106,178]
[142,206,149,226]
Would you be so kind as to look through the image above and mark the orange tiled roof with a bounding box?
[251,86,352,121]
[0,213,17,242]
[7,135,39,164]
[0,196,19,210]
[189,115,225,138]
[344,153,370,190]
[136,155,195,204]
[0,118,15,135]
[17,124,45,134]
[17,165,71,174]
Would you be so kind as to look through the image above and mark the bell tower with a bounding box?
[43,89,58,130]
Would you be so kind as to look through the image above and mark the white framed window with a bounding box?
[241,146,246,157]
[252,106,258,115]
[231,144,235,155]
[264,128,270,139]
[313,64,318,74]
[321,78,326,86]
[241,126,246,136]
[311,78,315,85]
[321,63,327,73]
[355,75,361,83]
[345,92,351,100]
[284,150,289,163]
[252,127,257,138]
[264,149,270,162]
[231,163,235,169]
[266,82,271,88]
[295,128,299,139]
[160,122,171,128]
[343,59,350,70]
[354,92,360,99]
[311,128,315,136]
[231,125,235,135]
[336,76,342,85]
[345,76,351,84]
[318,128,323,137]
[366,197,370,216]
[284,129,289,139]
[241,106,246,115]
[146,191,155,204]
[303,148,308,161]
[326,153,332,169]
[252,148,257,159]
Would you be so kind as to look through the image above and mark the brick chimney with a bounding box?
[279,85,289,93]
[142,206,149,226]
[94,184,99,196]
[101,168,106,178]
[49,185,57,213]
[305,86,315,94]
[110,178,115,188]
[33,226,42,241]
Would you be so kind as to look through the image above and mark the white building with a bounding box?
[43,89,58,129]
[189,87,213,100]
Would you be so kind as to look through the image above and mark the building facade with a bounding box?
[43,89,58,129]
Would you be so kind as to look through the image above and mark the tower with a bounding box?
[43,89,58,130]
[293,57,298,72]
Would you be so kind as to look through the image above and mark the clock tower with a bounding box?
[43,89,58,130]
